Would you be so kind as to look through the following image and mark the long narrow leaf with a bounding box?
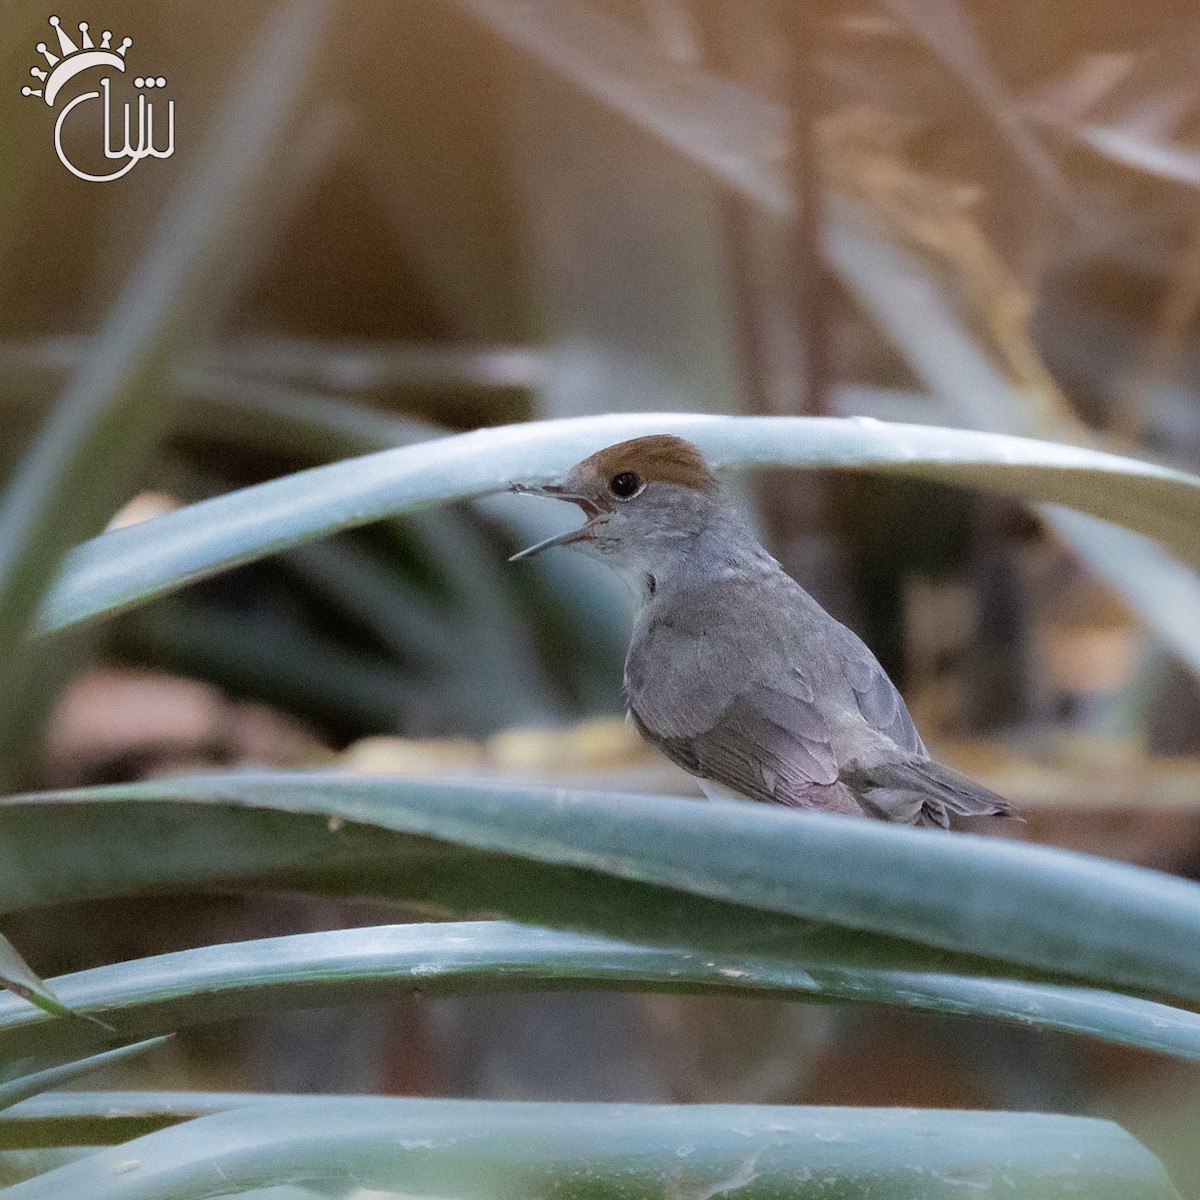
[0,937,114,1032]
[0,0,331,767]
[0,923,1197,1066]
[5,774,1200,1002]
[37,415,1200,637]
[0,1091,291,1147]
[0,1038,170,1112]
[0,936,75,1027]
[0,781,1020,987]
[0,1150,101,1188]
[0,1095,1179,1200]
[0,363,633,683]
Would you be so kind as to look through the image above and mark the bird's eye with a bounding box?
[609,471,643,500]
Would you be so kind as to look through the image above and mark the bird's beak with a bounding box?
[508,481,599,561]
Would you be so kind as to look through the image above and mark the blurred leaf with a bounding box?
[879,0,1072,205]
[117,596,418,735]
[452,0,791,211]
[1026,39,1200,188]
[439,0,1200,676]
[1,922,1199,1067]
[284,539,460,669]
[37,415,1200,638]
[827,196,1200,674]
[0,0,332,776]
[223,338,545,394]
[0,337,540,409]
[162,386,565,729]
[1068,125,1200,188]
[0,1038,170,1112]
[0,361,630,700]
[451,0,1070,233]
[0,1094,1179,1200]
[0,1149,100,1189]
[172,375,628,695]
[6,774,1200,1001]
[178,370,441,459]
[0,936,79,1027]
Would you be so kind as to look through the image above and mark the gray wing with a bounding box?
[624,575,966,820]
[841,640,926,757]
[630,676,840,807]
[837,638,1016,826]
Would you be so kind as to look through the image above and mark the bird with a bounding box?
[509,434,1017,829]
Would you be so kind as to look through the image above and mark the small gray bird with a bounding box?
[510,435,1016,828]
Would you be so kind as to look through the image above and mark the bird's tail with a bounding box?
[843,758,1020,829]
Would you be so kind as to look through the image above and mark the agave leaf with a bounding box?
[0,1150,101,1189]
[0,936,82,1027]
[0,1038,170,1112]
[0,1095,1179,1199]
[35,415,1200,638]
[6,774,1200,1002]
[0,922,1198,1067]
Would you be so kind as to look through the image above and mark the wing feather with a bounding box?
[842,647,926,756]
[631,682,838,806]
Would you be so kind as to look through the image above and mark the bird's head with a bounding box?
[509,435,724,574]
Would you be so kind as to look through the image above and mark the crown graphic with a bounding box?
[21,15,131,106]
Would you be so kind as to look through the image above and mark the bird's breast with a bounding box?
[625,597,760,737]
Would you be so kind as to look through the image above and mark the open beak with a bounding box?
[508,482,599,561]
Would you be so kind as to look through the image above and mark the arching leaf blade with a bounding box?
[37,415,1200,637]
[0,923,1197,1067]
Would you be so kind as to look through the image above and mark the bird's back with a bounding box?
[626,561,1013,827]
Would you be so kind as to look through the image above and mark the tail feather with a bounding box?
[844,758,1019,829]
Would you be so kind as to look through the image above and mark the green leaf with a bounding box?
[0,0,333,766]
[0,777,995,986]
[176,375,631,694]
[0,362,633,699]
[0,935,107,1030]
[0,1150,101,1189]
[0,1038,170,1112]
[6,774,1200,1002]
[0,922,1198,1067]
[0,1095,1180,1199]
[37,415,1200,637]
[0,936,76,1026]
[0,1091,257,1148]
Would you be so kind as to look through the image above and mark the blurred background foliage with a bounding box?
[5,0,1200,1192]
